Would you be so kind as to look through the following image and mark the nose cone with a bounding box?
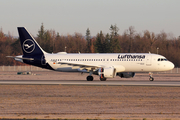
[168,62,175,70]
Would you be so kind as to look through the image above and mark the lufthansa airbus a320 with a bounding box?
[7,27,174,81]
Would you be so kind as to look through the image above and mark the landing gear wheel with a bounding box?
[149,72,154,81]
[87,76,93,81]
[149,77,154,81]
[100,77,106,81]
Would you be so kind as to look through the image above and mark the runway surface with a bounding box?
[0,80,180,86]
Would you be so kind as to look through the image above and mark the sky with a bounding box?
[0,0,180,37]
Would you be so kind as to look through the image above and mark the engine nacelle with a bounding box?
[98,67,116,78]
[117,72,135,78]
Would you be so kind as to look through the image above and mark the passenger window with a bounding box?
[158,58,160,61]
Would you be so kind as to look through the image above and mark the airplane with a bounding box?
[7,27,174,81]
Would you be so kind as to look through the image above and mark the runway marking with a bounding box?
[0,80,180,86]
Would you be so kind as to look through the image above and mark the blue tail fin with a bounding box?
[18,27,46,56]
[17,27,53,70]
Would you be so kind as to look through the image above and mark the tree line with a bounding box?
[0,24,180,67]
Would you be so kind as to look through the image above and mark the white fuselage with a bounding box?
[45,53,174,73]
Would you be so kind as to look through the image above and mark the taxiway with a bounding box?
[0,80,180,86]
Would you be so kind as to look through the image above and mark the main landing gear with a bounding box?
[149,72,154,81]
[86,70,107,81]
[86,76,107,81]
[87,70,93,81]
[100,77,106,81]
[87,76,93,81]
[100,74,106,81]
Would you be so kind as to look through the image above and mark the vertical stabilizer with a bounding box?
[17,27,46,56]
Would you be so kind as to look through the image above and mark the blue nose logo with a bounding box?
[23,39,35,53]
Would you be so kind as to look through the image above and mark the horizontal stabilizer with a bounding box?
[6,56,34,61]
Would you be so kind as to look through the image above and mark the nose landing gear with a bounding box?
[149,72,154,81]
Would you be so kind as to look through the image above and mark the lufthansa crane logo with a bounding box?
[23,39,35,53]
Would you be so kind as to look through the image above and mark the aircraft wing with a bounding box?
[57,61,126,72]
[57,61,102,68]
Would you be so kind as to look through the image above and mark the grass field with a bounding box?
[0,71,180,119]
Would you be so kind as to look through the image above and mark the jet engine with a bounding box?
[117,72,135,78]
[98,67,116,79]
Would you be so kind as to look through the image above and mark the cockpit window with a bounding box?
[157,58,167,61]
